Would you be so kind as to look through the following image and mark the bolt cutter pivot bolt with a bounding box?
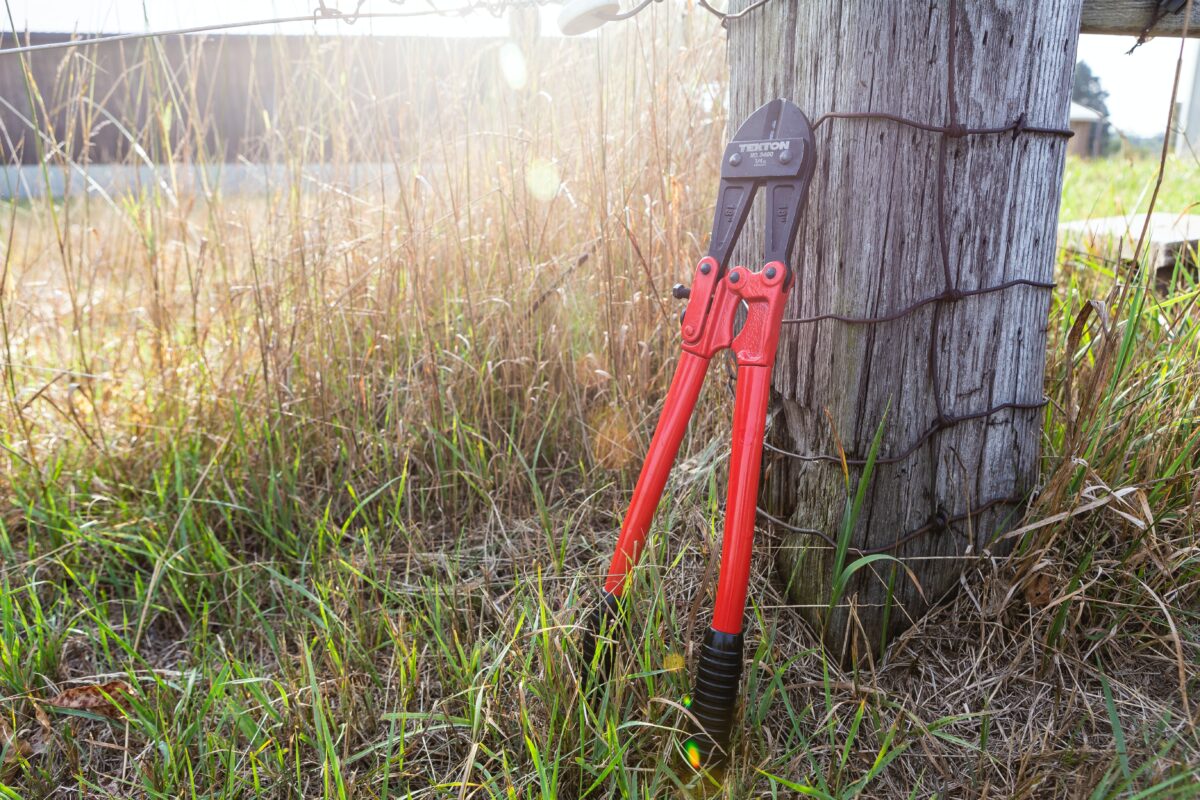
[672,283,692,299]
[579,98,816,770]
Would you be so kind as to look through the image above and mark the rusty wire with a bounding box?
[756,494,1029,558]
[697,0,775,26]
[751,0,1072,554]
[0,2,561,56]
[763,399,1049,468]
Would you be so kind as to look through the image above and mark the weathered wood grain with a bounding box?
[1080,0,1200,37]
[727,1,1081,659]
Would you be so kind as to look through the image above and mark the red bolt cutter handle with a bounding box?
[578,259,719,677]
[685,261,789,766]
[601,348,711,597]
[582,260,792,765]
[602,260,788,609]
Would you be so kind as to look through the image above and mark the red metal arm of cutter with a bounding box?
[580,98,817,768]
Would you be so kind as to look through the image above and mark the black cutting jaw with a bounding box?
[707,98,816,280]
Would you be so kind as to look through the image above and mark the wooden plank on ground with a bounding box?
[1081,0,1200,38]
[1059,213,1200,278]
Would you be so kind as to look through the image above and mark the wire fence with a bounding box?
[745,0,1074,558]
[0,0,771,58]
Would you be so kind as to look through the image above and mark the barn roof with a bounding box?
[1069,102,1104,123]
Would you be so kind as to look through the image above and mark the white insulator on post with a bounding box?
[557,0,620,35]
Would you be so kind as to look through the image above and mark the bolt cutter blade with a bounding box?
[723,97,812,180]
[708,98,816,272]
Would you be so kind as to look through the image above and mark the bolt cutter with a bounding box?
[580,98,817,768]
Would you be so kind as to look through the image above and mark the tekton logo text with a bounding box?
[737,140,790,154]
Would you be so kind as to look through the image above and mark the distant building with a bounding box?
[1067,102,1105,157]
[0,31,554,167]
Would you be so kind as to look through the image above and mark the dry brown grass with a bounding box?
[0,10,1197,798]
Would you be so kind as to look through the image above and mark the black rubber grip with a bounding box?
[580,593,620,679]
[684,628,744,766]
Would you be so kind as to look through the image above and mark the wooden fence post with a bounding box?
[727,0,1082,659]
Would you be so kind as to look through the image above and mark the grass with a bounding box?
[1060,152,1200,221]
[1,12,1199,799]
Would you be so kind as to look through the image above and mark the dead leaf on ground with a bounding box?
[1023,572,1054,608]
[32,702,51,734]
[43,680,134,718]
[1,715,32,778]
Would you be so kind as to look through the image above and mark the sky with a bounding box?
[1076,33,1198,137]
[5,1,1197,138]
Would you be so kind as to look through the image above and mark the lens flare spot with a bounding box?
[589,405,635,470]
[684,739,702,769]
[525,158,561,202]
[498,42,528,91]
